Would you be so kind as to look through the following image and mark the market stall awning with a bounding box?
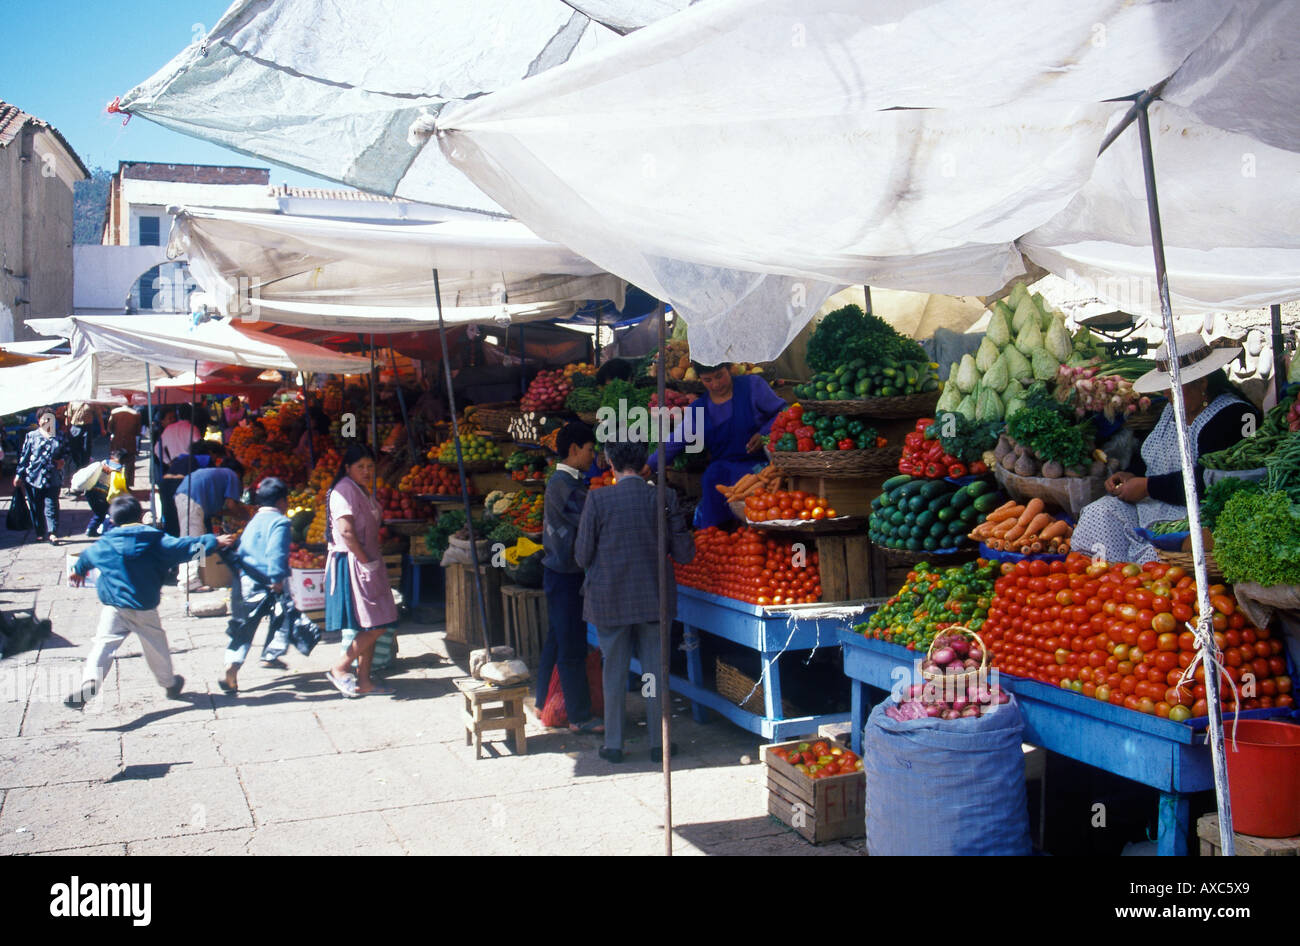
[0,354,99,417]
[116,0,690,215]
[26,314,374,376]
[428,0,1300,360]
[168,205,626,326]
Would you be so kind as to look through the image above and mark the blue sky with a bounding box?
[3,0,333,186]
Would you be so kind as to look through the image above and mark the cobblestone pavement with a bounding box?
[0,493,864,856]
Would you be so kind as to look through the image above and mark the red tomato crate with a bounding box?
[761,737,865,845]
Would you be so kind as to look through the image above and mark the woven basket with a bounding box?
[1155,548,1225,583]
[921,626,990,689]
[1125,409,1161,432]
[770,445,902,478]
[716,657,798,717]
[470,403,521,436]
[803,390,939,419]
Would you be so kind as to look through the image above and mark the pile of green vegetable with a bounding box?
[869,475,1002,551]
[598,378,652,413]
[855,559,999,650]
[1201,400,1290,470]
[793,356,936,402]
[805,304,927,373]
[426,509,468,558]
[1213,488,1300,586]
[1002,384,1097,472]
[488,521,525,545]
[564,386,602,413]
[934,411,1002,464]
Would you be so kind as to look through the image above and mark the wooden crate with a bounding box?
[815,534,873,602]
[383,553,403,590]
[1198,815,1300,856]
[444,563,504,648]
[761,737,865,844]
[501,583,548,668]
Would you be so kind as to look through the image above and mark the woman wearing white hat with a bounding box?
[1071,334,1259,565]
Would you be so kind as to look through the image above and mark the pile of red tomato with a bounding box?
[980,554,1292,720]
[674,527,822,605]
[742,488,838,522]
[769,739,863,779]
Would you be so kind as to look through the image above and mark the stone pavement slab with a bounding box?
[0,731,122,788]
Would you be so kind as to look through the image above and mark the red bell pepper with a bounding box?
[915,417,934,433]
[947,461,968,478]
[797,438,814,452]
[904,431,925,449]
[838,438,856,451]
[969,460,989,475]
[925,460,944,478]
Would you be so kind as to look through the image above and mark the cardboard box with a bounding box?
[198,555,233,589]
[289,567,327,611]
[66,552,99,589]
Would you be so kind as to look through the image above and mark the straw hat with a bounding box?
[1133,333,1241,394]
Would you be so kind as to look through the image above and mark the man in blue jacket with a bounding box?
[65,495,235,710]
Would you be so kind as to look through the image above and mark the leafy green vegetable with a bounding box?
[1200,476,1260,529]
[936,412,1001,463]
[564,386,602,412]
[1005,397,1093,468]
[1201,401,1287,470]
[806,304,926,372]
[426,509,468,557]
[488,521,525,545]
[1212,489,1300,586]
[598,378,652,413]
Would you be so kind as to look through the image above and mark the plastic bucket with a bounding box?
[1223,720,1300,837]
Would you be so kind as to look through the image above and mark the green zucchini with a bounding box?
[881,474,912,492]
[972,493,1002,513]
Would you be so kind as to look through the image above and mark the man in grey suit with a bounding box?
[574,438,695,763]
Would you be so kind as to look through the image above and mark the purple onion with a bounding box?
[941,709,959,720]
[924,704,943,718]
[961,706,980,718]
[967,648,984,662]
[946,664,965,675]
[931,647,955,666]
[997,691,1011,704]
[950,639,969,658]
[908,683,926,699]
[951,698,968,713]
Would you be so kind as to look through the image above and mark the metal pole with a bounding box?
[1137,103,1235,855]
[303,373,315,470]
[1271,304,1286,402]
[185,360,198,615]
[656,300,672,856]
[369,337,379,461]
[433,270,494,649]
[862,286,873,316]
[1096,84,1164,158]
[595,309,602,367]
[144,362,157,523]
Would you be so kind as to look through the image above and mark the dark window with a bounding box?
[138,265,161,311]
[138,216,160,246]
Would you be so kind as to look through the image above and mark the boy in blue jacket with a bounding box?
[66,495,235,710]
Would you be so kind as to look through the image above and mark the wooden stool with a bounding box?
[455,677,529,759]
[1197,814,1300,856]
[501,584,548,668]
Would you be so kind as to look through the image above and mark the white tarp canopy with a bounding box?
[117,0,691,215]
[0,355,99,417]
[168,205,625,328]
[426,0,1300,360]
[26,314,374,376]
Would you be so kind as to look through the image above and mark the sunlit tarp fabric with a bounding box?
[432,0,1300,359]
[168,206,624,326]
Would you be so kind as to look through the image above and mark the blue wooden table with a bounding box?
[839,629,1221,856]
[586,585,853,741]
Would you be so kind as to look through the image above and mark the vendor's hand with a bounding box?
[745,433,764,454]
[639,464,652,479]
[69,572,85,587]
[215,533,238,549]
[1105,471,1134,495]
[1116,476,1148,503]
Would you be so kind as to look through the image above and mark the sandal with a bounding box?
[569,718,605,734]
[324,669,359,698]
[217,678,237,693]
[360,684,396,697]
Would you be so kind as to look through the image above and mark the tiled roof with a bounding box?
[120,161,269,184]
[268,184,407,202]
[0,100,90,178]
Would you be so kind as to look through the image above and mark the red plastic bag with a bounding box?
[539,649,604,728]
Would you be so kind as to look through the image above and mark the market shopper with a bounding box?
[64,495,236,710]
[155,404,199,470]
[536,421,601,732]
[644,362,785,529]
[13,409,69,544]
[220,477,318,693]
[323,443,399,698]
[63,401,101,470]
[74,448,131,537]
[107,405,143,487]
[575,438,695,763]
[174,457,247,591]
[1071,335,1258,564]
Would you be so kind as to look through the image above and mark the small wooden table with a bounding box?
[455,677,529,759]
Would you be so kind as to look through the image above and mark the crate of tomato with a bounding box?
[900,417,991,479]
[761,737,865,844]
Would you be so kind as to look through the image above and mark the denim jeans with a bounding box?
[25,483,60,538]
[536,568,592,724]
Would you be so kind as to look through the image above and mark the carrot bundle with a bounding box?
[718,464,782,501]
[969,498,1073,555]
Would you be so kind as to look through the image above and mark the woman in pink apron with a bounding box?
[323,444,398,697]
